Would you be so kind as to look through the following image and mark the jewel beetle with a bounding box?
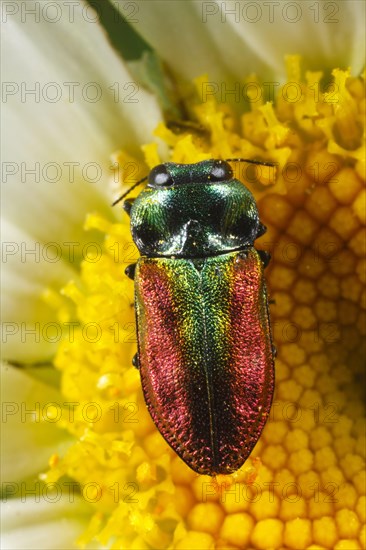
[115,158,275,476]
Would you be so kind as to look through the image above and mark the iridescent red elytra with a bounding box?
[118,159,275,476]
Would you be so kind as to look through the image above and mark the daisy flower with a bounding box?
[2,1,365,549]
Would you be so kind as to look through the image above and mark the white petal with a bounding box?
[131,0,364,81]
[1,220,78,362]
[346,0,366,73]
[1,365,72,481]
[2,0,163,247]
[1,497,103,550]
[130,1,264,80]
[216,0,365,78]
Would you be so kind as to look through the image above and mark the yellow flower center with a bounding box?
[45,57,365,549]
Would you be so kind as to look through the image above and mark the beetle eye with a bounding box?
[209,160,233,182]
[148,164,174,187]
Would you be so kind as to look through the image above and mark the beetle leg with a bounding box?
[257,249,271,268]
[123,198,135,216]
[125,263,136,280]
[272,345,277,358]
[132,353,140,369]
[256,222,267,237]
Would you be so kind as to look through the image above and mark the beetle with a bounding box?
[114,158,275,476]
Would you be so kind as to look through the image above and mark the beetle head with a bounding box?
[130,159,260,258]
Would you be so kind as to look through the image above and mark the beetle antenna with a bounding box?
[112,176,148,206]
[225,158,276,167]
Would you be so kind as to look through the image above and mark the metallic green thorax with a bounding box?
[130,160,260,258]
